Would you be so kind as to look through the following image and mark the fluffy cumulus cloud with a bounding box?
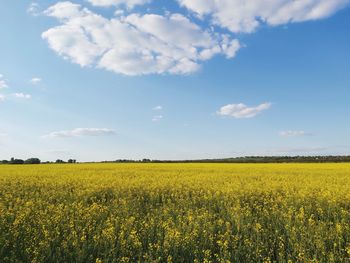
[41,1,349,75]
[217,102,271,118]
[45,128,116,138]
[279,130,313,137]
[42,1,240,75]
[178,0,350,33]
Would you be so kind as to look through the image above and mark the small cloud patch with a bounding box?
[153,105,163,111]
[0,75,8,89]
[27,2,40,16]
[30,77,42,85]
[44,128,116,138]
[217,102,271,119]
[279,130,313,137]
[152,115,163,122]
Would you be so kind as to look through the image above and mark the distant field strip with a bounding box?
[1,163,350,262]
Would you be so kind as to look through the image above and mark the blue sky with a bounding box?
[0,0,349,161]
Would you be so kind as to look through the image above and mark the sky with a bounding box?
[0,0,350,162]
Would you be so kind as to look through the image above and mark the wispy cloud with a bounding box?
[44,128,116,138]
[12,93,32,99]
[279,130,313,137]
[0,93,32,101]
[217,102,271,119]
[0,81,7,89]
[153,105,163,111]
[152,115,163,122]
[30,77,42,85]
[27,2,40,16]
[0,75,8,89]
[0,75,31,101]
[0,74,5,100]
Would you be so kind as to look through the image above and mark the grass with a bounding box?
[1,163,350,262]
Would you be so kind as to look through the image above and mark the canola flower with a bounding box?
[1,163,350,262]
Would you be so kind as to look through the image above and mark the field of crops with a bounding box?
[1,163,350,262]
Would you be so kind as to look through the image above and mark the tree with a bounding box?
[67,159,77,163]
[9,158,24,165]
[24,158,41,164]
[55,159,65,164]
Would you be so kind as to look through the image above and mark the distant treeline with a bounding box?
[106,156,350,164]
[0,158,77,165]
[2,156,350,165]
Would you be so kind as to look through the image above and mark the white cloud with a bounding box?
[0,77,8,89]
[27,2,40,16]
[88,0,151,8]
[12,93,32,99]
[42,1,240,75]
[30,77,42,84]
[45,128,116,138]
[114,9,125,16]
[152,115,163,122]
[0,80,8,89]
[153,105,162,111]
[0,93,32,101]
[178,0,350,33]
[279,130,313,137]
[0,75,31,101]
[40,1,348,76]
[217,102,271,118]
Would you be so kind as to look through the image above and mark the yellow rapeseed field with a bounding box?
[1,163,350,262]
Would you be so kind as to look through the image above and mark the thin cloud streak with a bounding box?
[44,128,116,138]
